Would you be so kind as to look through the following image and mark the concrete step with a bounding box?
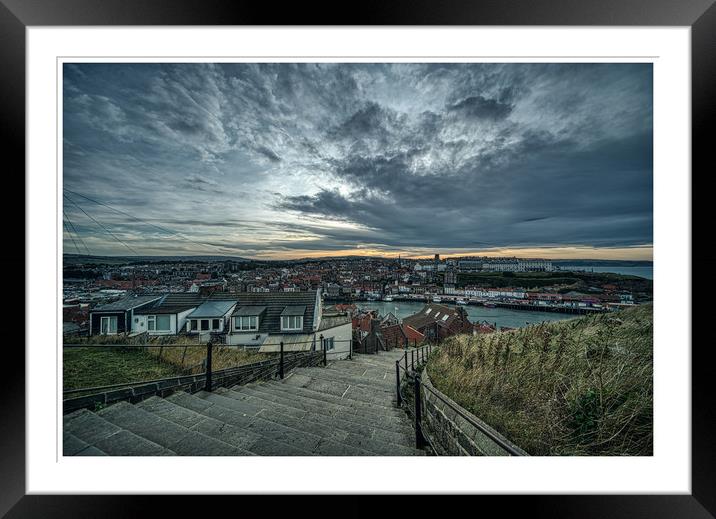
[325,362,395,383]
[63,431,107,456]
[265,379,404,418]
[136,396,258,455]
[285,372,396,407]
[276,375,400,409]
[97,401,243,456]
[232,383,414,437]
[197,390,377,456]
[165,391,313,456]
[293,367,395,393]
[220,386,415,449]
[64,409,175,456]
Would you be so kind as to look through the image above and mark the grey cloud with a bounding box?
[447,95,513,120]
[63,62,652,257]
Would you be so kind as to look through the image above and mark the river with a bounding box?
[338,300,579,329]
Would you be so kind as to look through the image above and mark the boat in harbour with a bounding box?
[383,295,394,302]
[484,302,496,308]
[456,298,467,305]
[432,296,442,303]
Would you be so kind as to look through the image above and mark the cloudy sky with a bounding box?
[62,63,653,260]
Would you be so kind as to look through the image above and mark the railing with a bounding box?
[62,337,353,413]
[394,341,525,456]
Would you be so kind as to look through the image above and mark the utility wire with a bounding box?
[63,193,139,255]
[62,188,231,254]
[63,218,82,255]
[63,209,91,255]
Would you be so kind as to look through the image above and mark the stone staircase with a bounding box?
[64,349,425,456]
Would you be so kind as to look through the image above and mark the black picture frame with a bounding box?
[4,0,710,515]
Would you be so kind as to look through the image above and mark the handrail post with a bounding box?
[414,373,425,448]
[320,334,326,366]
[404,351,408,373]
[279,341,284,379]
[206,341,213,392]
[411,349,414,370]
[349,337,352,360]
[395,360,402,406]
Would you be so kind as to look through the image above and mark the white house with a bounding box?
[185,299,238,340]
[132,293,203,335]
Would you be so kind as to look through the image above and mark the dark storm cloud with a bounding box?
[63,62,652,257]
[447,94,514,120]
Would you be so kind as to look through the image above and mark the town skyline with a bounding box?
[63,63,653,261]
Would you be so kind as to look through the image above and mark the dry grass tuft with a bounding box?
[428,304,653,456]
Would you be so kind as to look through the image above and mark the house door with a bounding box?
[100,316,118,334]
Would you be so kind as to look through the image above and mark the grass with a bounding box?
[63,347,182,391]
[427,304,653,456]
[64,335,275,392]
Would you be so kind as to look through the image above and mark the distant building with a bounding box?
[401,303,473,341]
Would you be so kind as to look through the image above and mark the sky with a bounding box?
[62,63,653,261]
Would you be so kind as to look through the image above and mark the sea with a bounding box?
[559,265,653,280]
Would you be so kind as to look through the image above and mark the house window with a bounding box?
[200,320,209,331]
[212,319,220,330]
[281,315,303,331]
[190,320,198,331]
[100,316,118,334]
[149,315,171,331]
[235,316,258,331]
[324,337,335,351]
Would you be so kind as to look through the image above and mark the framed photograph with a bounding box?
[8,0,710,515]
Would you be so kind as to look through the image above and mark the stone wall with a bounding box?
[420,368,528,456]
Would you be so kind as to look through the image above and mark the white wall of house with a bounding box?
[320,322,352,360]
[313,289,323,331]
[176,308,195,333]
[226,332,268,347]
[133,313,177,335]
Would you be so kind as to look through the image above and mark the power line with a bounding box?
[63,193,139,255]
[63,218,81,255]
[63,209,91,255]
[62,188,232,254]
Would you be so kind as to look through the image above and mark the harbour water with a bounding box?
[340,300,578,329]
[560,265,653,279]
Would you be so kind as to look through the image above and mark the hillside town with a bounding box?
[63,255,651,348]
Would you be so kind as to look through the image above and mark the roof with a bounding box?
[381,323,406,347]
[259,334,315,353]
[134,293,204,315]
[281,305,306,316]
[233,306,267,317]
[91,295,161,312]
[402,303,465,332]
[186,300,236,318]
[317,314,351,331]
[211,291,319,334]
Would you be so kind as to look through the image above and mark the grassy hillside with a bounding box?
[455,271,653,296]
[64,336,271,391]
[428,304,653,456]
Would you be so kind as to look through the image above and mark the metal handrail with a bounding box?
[420,378,524,456]
[63,345,323,397]
[393,341,524,456]
[63,338,354,348]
